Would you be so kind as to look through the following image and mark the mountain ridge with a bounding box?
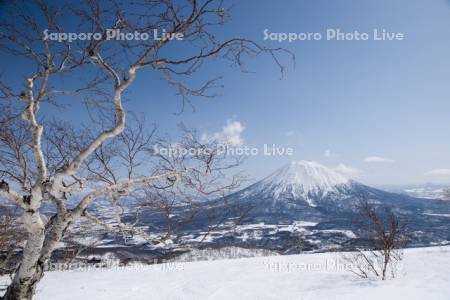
[198,160,450,250]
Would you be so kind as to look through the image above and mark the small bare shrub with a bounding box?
[342,200,408,280]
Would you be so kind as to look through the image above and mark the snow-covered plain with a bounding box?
[35,246,450,300]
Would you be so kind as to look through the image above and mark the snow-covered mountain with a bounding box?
[243,161,354,207]
[380,183,450,200]
[107,161,450,254]
[230,160,392,214]
[259,161,350,193]
[192,160,450,251]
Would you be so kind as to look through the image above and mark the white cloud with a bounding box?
[284,131,295,137]
[324,149,338,158]
[364,156,395,163]
[221,120,245,146]
[425,169,450,176]
[333,163,361,179]
[203,120,245,146]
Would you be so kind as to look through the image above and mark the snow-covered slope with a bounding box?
[233,160,366,208]
[34,246,450,300]
[254,161,350,206]
[380,184,450,200]
[260,161,349,194]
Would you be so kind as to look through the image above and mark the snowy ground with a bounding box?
[35,246,450,300]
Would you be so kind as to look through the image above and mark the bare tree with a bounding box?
[342,200,408,280]
[0,206,25,280]
[0,0,291,299]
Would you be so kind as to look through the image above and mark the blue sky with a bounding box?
[136,0,450,185]
[2,0,450,185]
